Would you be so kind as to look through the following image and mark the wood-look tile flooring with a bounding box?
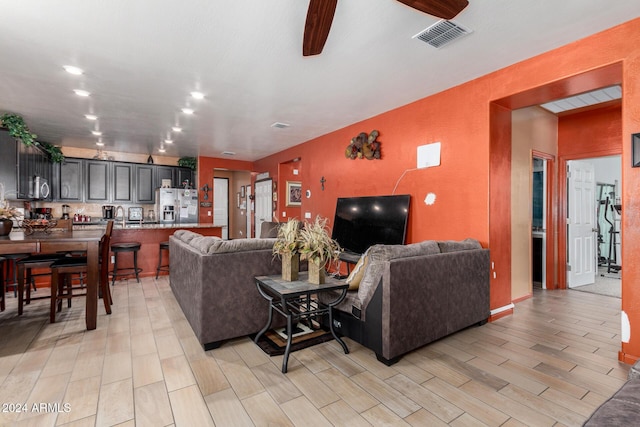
[0,276,628,426]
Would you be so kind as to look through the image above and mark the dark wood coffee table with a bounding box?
[254,272,349,373]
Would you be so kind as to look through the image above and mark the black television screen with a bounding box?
[331,195,410,255]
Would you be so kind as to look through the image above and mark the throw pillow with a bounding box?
[345,247,371,291]
[438,238,482,253]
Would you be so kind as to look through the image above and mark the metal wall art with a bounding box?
[345,130,381,160]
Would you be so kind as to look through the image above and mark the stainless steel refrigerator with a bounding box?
[156,188,199,224]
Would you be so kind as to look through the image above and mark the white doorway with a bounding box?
[532,157,548,289]
[254,179,273,238]
[567,160,597,288]
[214,177,229,240]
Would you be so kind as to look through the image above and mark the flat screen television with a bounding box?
[331,195,410,255]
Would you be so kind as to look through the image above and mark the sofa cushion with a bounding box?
[583,379,640,426]
[192,237,276,254]
[356,240,440,316]
[173,229,202,243]
[190,236,223,253]
[345,247,372,291]
[438,238,482,253]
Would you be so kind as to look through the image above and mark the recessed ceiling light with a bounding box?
[96,141,104,147]
[164,139,173,144]
[159,148,166,153]
[222,151,236,156]
[85,114,98,120]
[172,126,182,132]
[190,91,205,100]
[74,89,90,97]
[64,65,84,75]
[181,108,194,115]
[91,131,102,136]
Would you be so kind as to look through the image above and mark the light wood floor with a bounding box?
[0,276,629,426]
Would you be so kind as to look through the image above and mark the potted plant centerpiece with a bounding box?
[0,203,21,236]
[272,218,301,281]
[299,216,341,284]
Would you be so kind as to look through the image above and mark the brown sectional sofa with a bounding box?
[321,238,490,365]
[169,230,282,350]
[170,230,490,362]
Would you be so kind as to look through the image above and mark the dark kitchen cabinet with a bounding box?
[156,166,174,188]
[0,129,52,200]
[112,162,133,203]
[55,158,83,201]
[156,165,195,188]
[85,160,110,202]
[0,130,18,199]
[135,164,155,203]
[176,167,195,188]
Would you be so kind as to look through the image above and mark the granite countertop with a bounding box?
[72,222,220,231]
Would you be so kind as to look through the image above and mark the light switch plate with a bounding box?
[305,212,311,219]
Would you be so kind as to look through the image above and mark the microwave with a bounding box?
[32,176,50,200]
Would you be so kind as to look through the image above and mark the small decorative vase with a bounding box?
[308,261,325,285]
[282,253,299,281]
[0,219,13,236]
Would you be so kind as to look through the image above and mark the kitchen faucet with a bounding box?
[115,205,125,227]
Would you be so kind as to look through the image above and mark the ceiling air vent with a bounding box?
[413,20,471,49]
[271,122,290,129]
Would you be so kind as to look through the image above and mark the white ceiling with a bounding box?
[1,1,639,161]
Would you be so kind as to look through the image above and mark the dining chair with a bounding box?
[16,252,68,315]
[49,221,114,323]
[0,256,6,311]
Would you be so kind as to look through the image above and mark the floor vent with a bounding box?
[413,20,471,48]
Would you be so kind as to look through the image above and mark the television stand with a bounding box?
[339,251,361,275]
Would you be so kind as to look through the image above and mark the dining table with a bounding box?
[0,229,103,330]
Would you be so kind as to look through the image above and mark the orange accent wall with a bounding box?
[197,157,254,224]
[202,18,640,361]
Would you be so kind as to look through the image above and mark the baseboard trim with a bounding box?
[618,350,639,365]
[489,303,514,322]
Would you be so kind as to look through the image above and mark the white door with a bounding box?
[567,160,596,287]
[254,179,273,238]
[246,185,253,238]
[213,178,229,240]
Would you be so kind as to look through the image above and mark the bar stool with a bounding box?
[110,242,142,285]
[156,241,170,279]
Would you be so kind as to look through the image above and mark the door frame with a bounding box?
[532,150,556,290]
[557,148,620,289]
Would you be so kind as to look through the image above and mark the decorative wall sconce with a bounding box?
[633,133,640,167]
[320,176,326,191]
[345,130,381,160]
[201,183,210,200]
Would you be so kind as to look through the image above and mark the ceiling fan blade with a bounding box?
[396,0,469,20]
[303,0,338,56]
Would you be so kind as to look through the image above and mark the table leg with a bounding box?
[254,282,274,343]
[86,241,99,330]
[282,312,293,373]
[328,305,349,354]
[328,288,349,355]
[17,265,24,315]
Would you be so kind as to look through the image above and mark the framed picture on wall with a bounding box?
[286,181,302,206]
[633,133,640,167]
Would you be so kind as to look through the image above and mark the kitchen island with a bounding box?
[18,222,222,286]
[76,222,223,281]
